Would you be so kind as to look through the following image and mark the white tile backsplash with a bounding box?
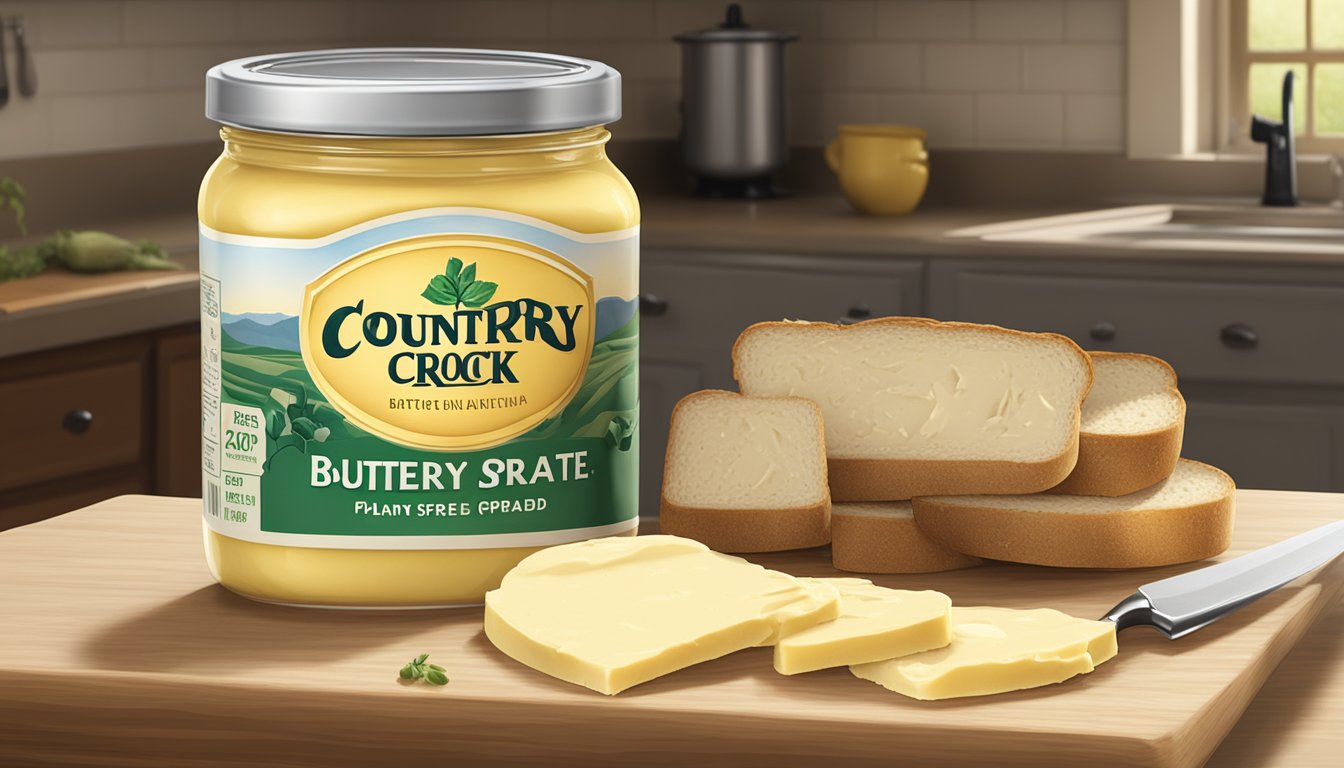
[1023,44,1123,92]
[924,43,1022,91]
[0,0,1127,160]
[976,92,1065,146]
[973,0,1066,42]
[876,1,974,42]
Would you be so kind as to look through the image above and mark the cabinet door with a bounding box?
[643,259,917,388]
[155,329,202,497]
[1183,400,1338,491]
[942,269,1344,386]
[639,360,707,517]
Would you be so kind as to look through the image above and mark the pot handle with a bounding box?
[825,139,841,173]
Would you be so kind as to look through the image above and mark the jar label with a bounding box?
[199,209,639,549]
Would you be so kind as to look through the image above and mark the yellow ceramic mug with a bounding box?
[825,125,929,216]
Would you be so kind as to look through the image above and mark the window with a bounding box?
[1230,0,1344,152]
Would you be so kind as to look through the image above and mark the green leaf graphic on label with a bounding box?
[422,259,497,308]
[460,279,497,308]
[421,274,458,306]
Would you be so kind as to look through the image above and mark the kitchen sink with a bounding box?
[950,203,1344,255]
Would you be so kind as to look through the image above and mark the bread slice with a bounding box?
[912,459,1235,568]
[1050,351,1185,497]
[831,502,983,574]
[660,390,831,552]
[733,317,1093,501]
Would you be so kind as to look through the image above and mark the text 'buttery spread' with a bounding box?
[199,49,639,607]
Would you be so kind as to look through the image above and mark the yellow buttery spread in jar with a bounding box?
[199,49,639,607]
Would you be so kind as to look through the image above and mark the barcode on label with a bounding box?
[206,479,221,518]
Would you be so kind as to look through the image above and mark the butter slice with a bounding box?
[774,578,951,675]
[850,606,1118,700]
[484,535,841,695]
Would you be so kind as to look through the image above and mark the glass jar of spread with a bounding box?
[199,49,639,608]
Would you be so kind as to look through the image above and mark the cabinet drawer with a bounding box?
[1183,400,1337,491]
[0,360,145,492]
[951,272,1344,385]
[642,262,910,359]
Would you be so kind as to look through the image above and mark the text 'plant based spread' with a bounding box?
[198,49,639,607]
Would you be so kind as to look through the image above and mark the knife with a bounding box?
[1101,519,1344,638]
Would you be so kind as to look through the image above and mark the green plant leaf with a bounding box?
[414,653,429,665]
[459,262,476,288]
[398,664,415,680]
[425,669,449,686]
[460,280,497,308]
[444,257,464,284]
[421,274,459,306]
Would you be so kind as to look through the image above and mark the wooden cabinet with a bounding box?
[928,259,1344,491]
[154,329,202,498]
[0,325,200,530]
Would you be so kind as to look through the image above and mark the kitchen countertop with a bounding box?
[0,493,1339,767]
[4,196,1344,359]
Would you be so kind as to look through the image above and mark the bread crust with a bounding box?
[733,316,1093,502]
[829,440,1079,502]
[831,510,982,574]
[659,389,831,553]
[659,501,831,553]
[1049,351,1186,497]
[911,461,1236,569]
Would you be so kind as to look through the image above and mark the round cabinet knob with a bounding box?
[1220,323,1259,350]
[639,293,669,317]
[839,305,872,325]
[1089,321,1117,342]
[62,409,93,435]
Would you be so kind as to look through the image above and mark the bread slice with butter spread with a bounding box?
[913,459,1235,568]
[733,317,1093,501]
[660,390,831,552]
[1049,351,1185,497]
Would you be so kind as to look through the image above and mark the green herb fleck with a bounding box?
[399,653,449,686]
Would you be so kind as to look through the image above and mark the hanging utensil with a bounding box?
[13,17,34,97]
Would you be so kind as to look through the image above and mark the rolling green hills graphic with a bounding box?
[219,299,638,467]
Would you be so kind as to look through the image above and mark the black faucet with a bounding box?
[1250,71,1298,207]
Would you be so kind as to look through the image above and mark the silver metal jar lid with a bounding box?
[205,48,621,137]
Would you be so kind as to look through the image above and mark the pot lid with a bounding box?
[674,3,798,43]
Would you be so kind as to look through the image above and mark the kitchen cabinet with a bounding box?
[928,259,1344,491]
[639,251,924,514]
[0,325,200,530]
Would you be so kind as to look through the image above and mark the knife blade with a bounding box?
[1101,519,1344,639]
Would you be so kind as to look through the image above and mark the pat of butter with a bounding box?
[850,606,1118,700]
[484,535,841,695]
[774,578,952,675]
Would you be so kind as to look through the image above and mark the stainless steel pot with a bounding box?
[675,4,796,198]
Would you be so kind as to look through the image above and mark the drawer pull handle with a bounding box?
[1220,323,1259,350]
[1089,322,1116,342]
[839,305,872,325]
[62,409,93,435]
[639,293,669,317]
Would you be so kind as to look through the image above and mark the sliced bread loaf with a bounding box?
[733,317,1093,501]
[912,459,1235,568]
[831,502,983,574]
[660,390,831,552]
[1050,351,1185,497]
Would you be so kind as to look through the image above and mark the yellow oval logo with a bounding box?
[300,234,595,451]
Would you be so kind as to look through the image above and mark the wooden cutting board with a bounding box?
[0,493,1339,768]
